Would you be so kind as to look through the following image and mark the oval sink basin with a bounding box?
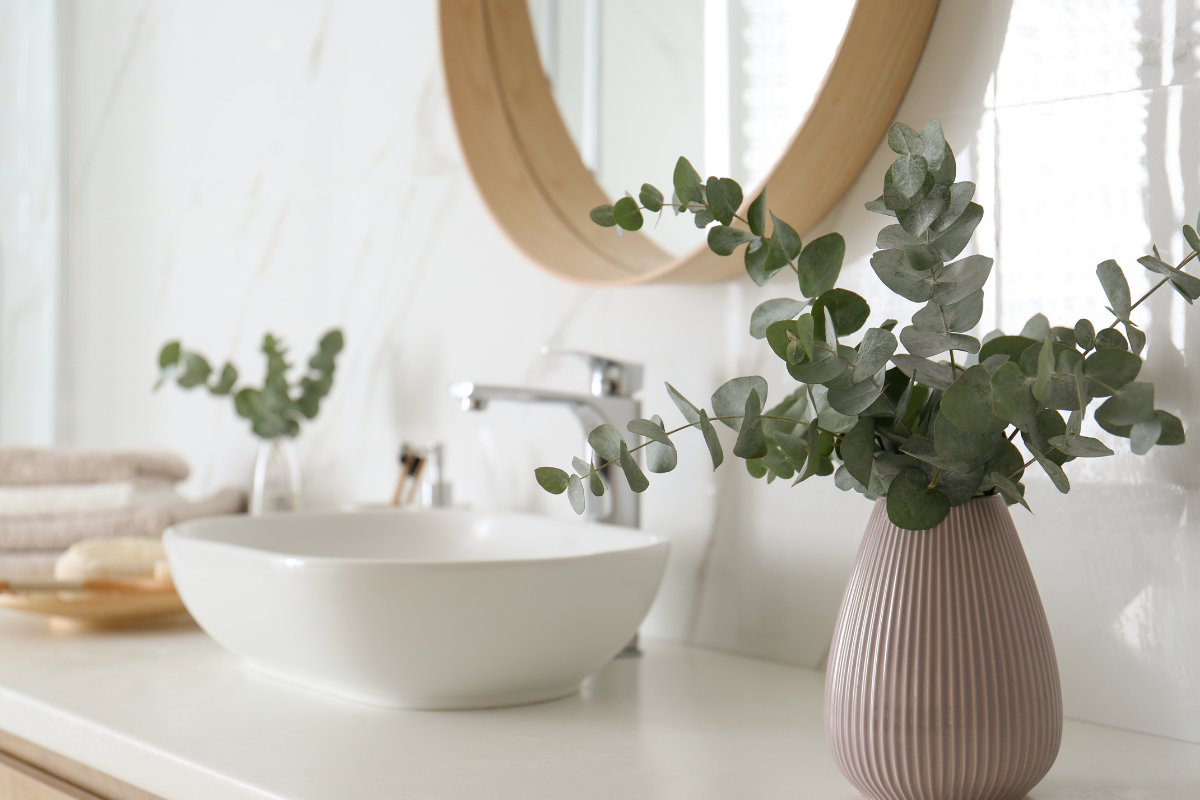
[164,509,669,709]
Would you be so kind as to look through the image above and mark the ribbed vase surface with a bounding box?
[825,494,1062,800]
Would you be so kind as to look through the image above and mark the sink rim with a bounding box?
[164,507,668,569]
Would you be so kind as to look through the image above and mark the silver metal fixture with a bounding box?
[448,349,643,528]
[421,442,453,508]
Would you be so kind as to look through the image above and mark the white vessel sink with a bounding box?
[163,509,668,710]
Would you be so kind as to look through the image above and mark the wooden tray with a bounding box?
[0,582,188,628]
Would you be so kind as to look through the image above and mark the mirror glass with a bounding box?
[527,0,857,256]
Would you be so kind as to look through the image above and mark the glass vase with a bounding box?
[250,437,302,514]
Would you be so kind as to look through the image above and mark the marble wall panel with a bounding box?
[55,0,1200,742]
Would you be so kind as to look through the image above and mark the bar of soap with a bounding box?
[55,538,171,583]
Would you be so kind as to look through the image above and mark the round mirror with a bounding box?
[440,0,940,285]
[526,1,857,257]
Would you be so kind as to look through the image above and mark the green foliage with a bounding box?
[549,119,1196,530]
[157,330,344,440]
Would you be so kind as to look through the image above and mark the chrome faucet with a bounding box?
[449,349,643,528]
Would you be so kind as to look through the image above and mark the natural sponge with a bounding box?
[56,538,171,584]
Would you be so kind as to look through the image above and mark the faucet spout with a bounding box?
[448,381,641,527]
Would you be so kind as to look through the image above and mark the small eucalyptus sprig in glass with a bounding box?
[537,119,1195,530]
[156,330,344,439]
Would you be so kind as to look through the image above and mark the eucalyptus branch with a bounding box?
[554,119,1195,530]
[1103,248,1199,331]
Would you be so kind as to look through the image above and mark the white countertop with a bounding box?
[0,610,1196,800]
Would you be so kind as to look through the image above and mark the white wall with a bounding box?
[54,0,1200,743]
[0,0,60,445]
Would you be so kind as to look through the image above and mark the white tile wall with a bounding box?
[40,0,1200,743]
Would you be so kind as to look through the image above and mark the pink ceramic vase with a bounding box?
[825,493,1062,800]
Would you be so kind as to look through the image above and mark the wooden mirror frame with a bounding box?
[440,0,941,286]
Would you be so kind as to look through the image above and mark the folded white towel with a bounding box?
[0,482,183,517]
[0,487,246,552]
[0,448,189,485]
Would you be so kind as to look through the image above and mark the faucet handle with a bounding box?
[540,347,643,398]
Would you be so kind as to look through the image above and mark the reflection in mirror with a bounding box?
[527,0,856,255]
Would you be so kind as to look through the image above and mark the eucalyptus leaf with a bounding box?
[990,361,1037,429]
[158,342,181,369]
[639,184,664,212]
[1138,255,1200,302]
[673,157,703,205]
[978,335,1039,363]
[1096,381,1155,426]
[827,372,885,415]
[890,354,955,390]
[854,328,898,382]
[744,239,777,286]
[708,225,758,256]
[913,290,984,333]
[931,255,993,305]
[1019,313,1050,342]
[876,225,943,271]
[706,176,742,226]
[1123,321,1146,356]
[712,376,769,431]
[613,196,643,231]
[865,195,897,217]
[1032,336,1055,403]
[627,418,674,448]
[733,389,768,459]
[930,182,974,233]
[535,466,570,494]
[886,467,950,530]
[812,289,871,340]
[750,298,807,339]
[587,423,625,463]
[1185,224,1200,253]
[841,417,877,486]
[797,233,846,298]
[590,205,616,227]
[1074,318,1096,351]
[1084,348,1141,396]
[934,411,1001,464]
[1095,328,1129,351]
[747,189,767,236]
[1130,418,1163,455]
[765,213,802,275]
[1097,260,1132,321]
[644,414,678,473]
[1048,434,1114,458]
[1028,445,1070,493]
[665,382,701,424]
[940,364,1008,434]
[989,470,1031,511]
[897,184,950,238]
[900,435,976,474]
[889,154,930,202]
[934,465,986,506]
[899,327,981,358]
[698,409,724,470]
[618,441,649,492]
[871,249,936,302]
[929,202,983,261]
[567,473,586,513]
[888,122,924,155]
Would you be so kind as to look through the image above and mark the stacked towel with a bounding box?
[0,448,246,576]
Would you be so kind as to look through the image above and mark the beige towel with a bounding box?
[0,448,190,486]
[0,488,245,552]
[0,482,182,516]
